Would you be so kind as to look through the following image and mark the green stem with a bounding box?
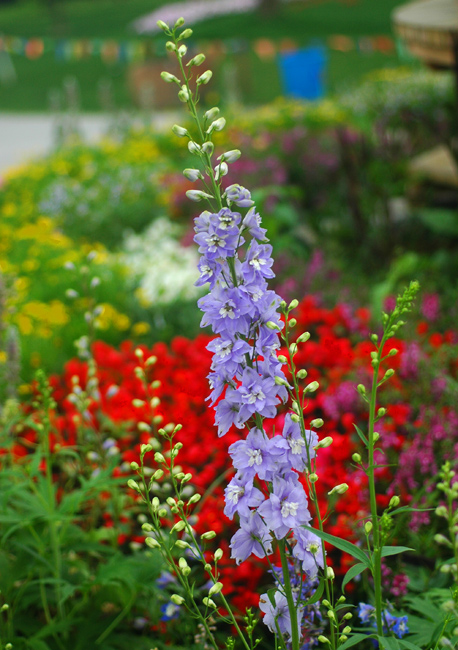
[278,541,299,650]
[284,324,337,649]
[367,340,385,636]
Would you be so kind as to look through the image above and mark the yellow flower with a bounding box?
[95,303,130,331]
[131,321,151,336]
[2,203,16,217]
[0,351,6,364]
[17,314,33,335]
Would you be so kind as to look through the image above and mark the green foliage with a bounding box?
[0,373,171,649]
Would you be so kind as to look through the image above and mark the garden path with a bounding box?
[0,111,179,176]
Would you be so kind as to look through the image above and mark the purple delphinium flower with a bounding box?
[225,183,255,207]
[281,414,318,472]
[291,527,324,579]
[259,590,304,639]
[230,511,273,564]
[357,602,375,624]
[258,475,311,540]
[224,472,265,519]
[229,427,289,481]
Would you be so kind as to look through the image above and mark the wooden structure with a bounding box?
[393,0,458,70]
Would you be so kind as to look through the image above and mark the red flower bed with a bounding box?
[7,295,458,606]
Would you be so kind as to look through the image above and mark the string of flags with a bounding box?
[0,33,397,64]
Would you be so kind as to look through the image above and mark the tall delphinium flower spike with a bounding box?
[157,18,354,650]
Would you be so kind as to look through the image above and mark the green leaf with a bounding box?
[302,526,371,567]
[353,424,368,445]
[342,562,368,590]
[381,546,414,558]
[418,208,458,236]
[305,578,324,605]
[378,636,401,650]
[338,634,371,650]
[399,637,421,650]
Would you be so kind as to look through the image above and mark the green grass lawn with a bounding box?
[0,0,409,111]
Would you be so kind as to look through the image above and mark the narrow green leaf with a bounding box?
[381,546,414,558]
[353,424,368,445]
[338,633,370,650]
[390,506,434,516]
[302,526,371,567]
[342,562,368,590]
[305,578,324,605]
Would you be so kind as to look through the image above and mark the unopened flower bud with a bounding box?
[171,520,186,533]
[158,508,167,517]
[202,141,214,155]
[326,567,335,580]
[130,461,139,471]
[289,343,297,355]
[154,452,166,464]
[172,124,189,137]
[170,594,185,605]
[132,399,145,408]
[384,369,395,379]
[188,53,205,66]
[188,141,201,154]
[352,453,362,463]
[343,626,351,634]
[183,168,202,182]
[288,318,297,327]
[436,505,448,518]
[218,149,241,163]
[142,523,154,532]
[297,331,311,343]
[357,384,366,395]
[434,534,452,547]
[389,495,400,508]
[180,28,193,39]
[377,407,386,418]
[204,107,220,121]
[145,537,160,549]
[156,20,169,31]
[178,87,190,102]
[339,636,348,643]
[214,162,228,180]
[297,369,307,379]
[127,479,141,492]
[186,190,213,202]
[207,117,226,134]
[328,483,349,496]
[278,355,288,363]
[310,418,324,428]
[364,521,373,534]
[189,493,201,504]
[318,636,330,644]
[152,469,164,480]
[291,414,300,423]
[309,473,319,483]
[166,41,176,52]
[197,70,213,85]
[315,436,333,449]
[203,597,217,608]
[209,581,223,596]
[175,540,190,549]
[201,531,217,540]
[174,16,185,27]
[214,548,223,561]
[161,71,180,84]
[266,321,280,330]
[305,381,319,393]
